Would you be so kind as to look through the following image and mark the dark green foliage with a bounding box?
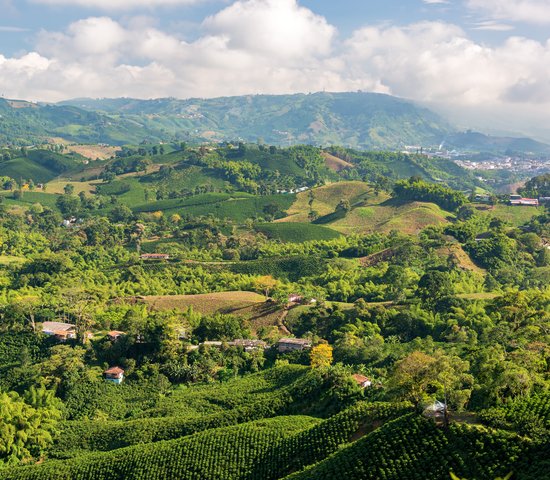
[26,150,76,174]
[95,182,131,196]
[1,401,412,480]
[62,377,171,421]
[254,401,413,479]
[231,256,325,282]
[519,173,550,198]
[0,333,46,368]
[286,414,534,480]
[479,393,550,439]
[393,178,467,211]
[255,223,341,243]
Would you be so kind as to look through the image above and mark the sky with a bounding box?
[1,0,550,139]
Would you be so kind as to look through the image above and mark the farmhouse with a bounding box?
[42,321,76,341]
[140,253,170,260]
[104,366,125,384]
[277,337,312,353]
[352,374,372,389]
[107,330,126,342]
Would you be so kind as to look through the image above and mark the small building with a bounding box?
[509,197,539,206]
[474,194,491,203]
[352,374,372,389]
[42,322,76,341]
[201,341,223,348]
[104,366,125,384]
[107,330,126,342]
[288,294,303,304]
[229,339,268,351]
[140,253,170,260]
[423,400,448,427]
[277,337,312,353]
[177,327,187,340]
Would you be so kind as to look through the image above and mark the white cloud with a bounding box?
[0,1,550,141]
[0,26,29,32]
[470,21,514,31]
[31,0,204,10]
[344,22,550,108]
[0,1,345,101]
[466,0,550,25]
[423,0,449,4]
[203,0,336,60]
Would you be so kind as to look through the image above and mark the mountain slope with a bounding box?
[59,92,453,149]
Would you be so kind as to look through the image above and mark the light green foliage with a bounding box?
[0,387,61,467]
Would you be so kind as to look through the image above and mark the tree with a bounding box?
[109,204,133,223]
[388,350,473,410]
[0,389,61,466]
[254,275,279,299]
[417,270,453,308]
[56,195,80,217]
[63,184,74,195]
[336,198,351,214]
[310,343,333,369]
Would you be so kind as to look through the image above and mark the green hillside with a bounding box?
[285,413,542,480]
[255,223,342,242]
[59,92,453,149]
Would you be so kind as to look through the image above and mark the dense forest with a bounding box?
[0,141,547,479]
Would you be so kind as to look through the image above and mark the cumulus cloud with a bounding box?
[31,0,204,10]
[0,1,348,101]
[466,0,550,25]
[345,22,550,106]
[203,0,336,60]
[1,0,550,139]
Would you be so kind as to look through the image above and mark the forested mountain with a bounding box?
[2,92,549,153]
[58,92,452,148]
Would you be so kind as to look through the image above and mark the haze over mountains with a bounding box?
[1,91,549,154]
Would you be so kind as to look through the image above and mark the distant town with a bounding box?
[403,146,550,175]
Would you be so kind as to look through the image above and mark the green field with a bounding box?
[132,193,296,222]
[0,191,60,210]
[256,222,341,242]
[475,203,544,227]
[0,157,58,184]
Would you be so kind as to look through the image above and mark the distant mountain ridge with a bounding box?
[57,92,452,148]
[0,92,549,153]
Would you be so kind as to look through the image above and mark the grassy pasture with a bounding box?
[332,199,452,235]
[474,203,544,227]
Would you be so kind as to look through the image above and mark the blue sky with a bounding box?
[1,0,550,138]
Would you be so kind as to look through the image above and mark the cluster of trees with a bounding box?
[392,177,467,211]
[519,173,550,198]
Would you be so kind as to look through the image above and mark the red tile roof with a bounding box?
[352,374,371,384]
[104,366,125,375]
